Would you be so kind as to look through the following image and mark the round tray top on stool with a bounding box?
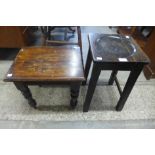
[83,33,150,112]
[89,33,150,63]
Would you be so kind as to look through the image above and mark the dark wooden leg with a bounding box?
[108,70,118,85]
[68,27,75,33]
[82,46,92,85]
[116,65,144,111]
[70,82,81,108]
[64,27,68,41]
[14,82,37,108]
[48,26,52,40]
[83,63,101,112]
[48,26,53,40]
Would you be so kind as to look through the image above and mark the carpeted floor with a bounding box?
[0,26,155,123]
[0,60,155,121]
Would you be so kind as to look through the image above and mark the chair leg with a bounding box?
[64,27,68,41]
[108,70,118,85]
[82,46,92,85]
[83,63,101,112]
[116,65,144,111]
[68,27,75,33]
[70,82,81,109]
[47,26,52,40]
[14,82,37,108]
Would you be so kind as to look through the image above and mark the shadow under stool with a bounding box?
[83,33,150,112]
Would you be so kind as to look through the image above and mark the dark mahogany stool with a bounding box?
[83,34,150,112]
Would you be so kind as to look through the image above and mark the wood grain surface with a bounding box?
[4,46,84,82]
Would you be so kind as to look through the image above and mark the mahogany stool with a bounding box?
[4,46,84,109]
[83,34,150,112]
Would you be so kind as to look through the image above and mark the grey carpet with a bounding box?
[0,60,155,121]
[1,119,155,129]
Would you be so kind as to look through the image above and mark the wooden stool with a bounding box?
[4,46,84,109]
[47,26,75,41]
[83,34,150,112]
[41,26,75,41]
[41,26,80,47]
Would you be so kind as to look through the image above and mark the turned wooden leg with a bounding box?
[83,63,101,112]
[82,45,92,85]
[14,82,37,108]
[116,65,144,111]
[70,82,81,109]
[108,70,118,85]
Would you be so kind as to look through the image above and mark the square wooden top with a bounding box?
[4,46,85,82]
[88,33,150,64]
